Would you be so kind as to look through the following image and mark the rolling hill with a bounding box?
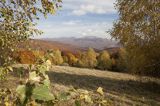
[19,37,121,54]
[42,36,120,50]
[19,39,82,54]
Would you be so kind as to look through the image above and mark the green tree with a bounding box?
[110,0,160,75]
[97,51,112,70]
[0,0,61,66]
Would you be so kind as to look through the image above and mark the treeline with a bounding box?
[14,48,127,72]
[14,47,160,77]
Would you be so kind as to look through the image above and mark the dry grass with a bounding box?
[1,65,160,106]
[50,66,160,106]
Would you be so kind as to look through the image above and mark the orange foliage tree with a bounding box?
[18,51,36,64]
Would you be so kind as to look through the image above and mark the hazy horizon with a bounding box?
[34,35,116,40]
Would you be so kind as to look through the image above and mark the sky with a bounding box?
[36,0,118,39]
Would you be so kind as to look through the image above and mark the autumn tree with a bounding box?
[111,0,160,75]
[115,48,127,71]
[18,50,36,64]
[97,51,112,70]
[48,50,63,65]
[63,55,69,63]
[0,0,61,66]
[66,53,78,66]
[32,50,45,61]
[78,48,97,68]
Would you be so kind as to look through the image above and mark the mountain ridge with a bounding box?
[41,36,120,50]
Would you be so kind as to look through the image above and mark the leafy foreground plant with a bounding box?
[0,59,109,106]
[70,87,109,106]
[16,59,55,105]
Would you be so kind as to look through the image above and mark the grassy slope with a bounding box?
[1,65,160,106]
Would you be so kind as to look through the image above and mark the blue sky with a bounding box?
[36,0,118,39]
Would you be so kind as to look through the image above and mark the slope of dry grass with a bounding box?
[49,66,160,106]
[1,65,160,106]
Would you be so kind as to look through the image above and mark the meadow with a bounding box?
[1,65,160,106]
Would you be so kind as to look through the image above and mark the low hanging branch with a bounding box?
[0,0,62,66]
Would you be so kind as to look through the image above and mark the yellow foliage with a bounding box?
[48,50,64,65]
[78,48,97,68]
[97,87,104,96]
[97,51,112,70]
[67,53,78,66]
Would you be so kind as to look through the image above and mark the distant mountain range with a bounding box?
[19,36,121,54]
[42,36,120,50]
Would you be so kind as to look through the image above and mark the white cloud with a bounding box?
[72,4,111,16]
[82,32,87,36]
[72,9,86,16]
[35,0,117,39]
[37,20,113,39]
[62,20,80,25]
[63,0,117,16]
